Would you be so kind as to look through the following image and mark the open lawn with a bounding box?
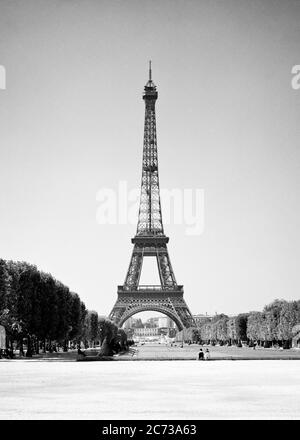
[7,342,300,361]
[127,342,300,360]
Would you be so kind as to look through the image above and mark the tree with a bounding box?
[207,314,228,343]
[278,301,300,346]
[90,312,99,346]
[16,268,43,356]
[215,315,228,343]
[116,328,127,351]
[247,311,266,344]
[227,317,237,343]
[68,293,82,343]
[55,282,71,348]
[199,320,212,343]
[236,314,248,342]
[263,299,287,342]
[35,273,58,351]
[187,327,200,342]
[4,260,37,352]
[98,318,118,356]
[0,259,10,313]
[0,258,92,356]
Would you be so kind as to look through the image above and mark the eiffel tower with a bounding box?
[109,63,195,331]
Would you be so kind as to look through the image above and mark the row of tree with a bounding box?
[0,259,128,357]
[195,300,300,348]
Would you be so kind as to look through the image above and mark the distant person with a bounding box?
[204,348,210,360]
[198,349,204,360]
[77,348,86,357]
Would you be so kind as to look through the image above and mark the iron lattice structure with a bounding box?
[109,63,195,331]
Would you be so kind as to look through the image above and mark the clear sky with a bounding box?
[0,0,299,317]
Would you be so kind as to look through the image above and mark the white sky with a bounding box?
[0,0,300,317]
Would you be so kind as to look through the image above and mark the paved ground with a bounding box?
[1,346,300,419]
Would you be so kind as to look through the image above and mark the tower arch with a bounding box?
[119,306,184,331]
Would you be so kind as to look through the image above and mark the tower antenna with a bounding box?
[149,60,152,81]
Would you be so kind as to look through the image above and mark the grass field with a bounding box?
[6,342,300,361]
[127,342,300,360]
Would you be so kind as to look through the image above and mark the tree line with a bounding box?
[178,299,300,349]
[0,259,130,357]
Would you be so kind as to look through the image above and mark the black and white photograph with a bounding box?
[0,0,300,429]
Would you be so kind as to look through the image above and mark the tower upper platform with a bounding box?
[143,60,158,101]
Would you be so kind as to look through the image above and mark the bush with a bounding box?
[283,340,290,349]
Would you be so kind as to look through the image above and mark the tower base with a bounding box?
[109,286,195,331]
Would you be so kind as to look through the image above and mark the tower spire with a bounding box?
[145,60,156,90]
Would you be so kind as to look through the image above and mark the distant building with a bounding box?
[146,317,159,327]
[134,327,159,337]
[193,313,213,327]
[124,315,176,337]
[158,316,174,328]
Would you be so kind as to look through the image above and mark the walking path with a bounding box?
[1,359,300,419]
